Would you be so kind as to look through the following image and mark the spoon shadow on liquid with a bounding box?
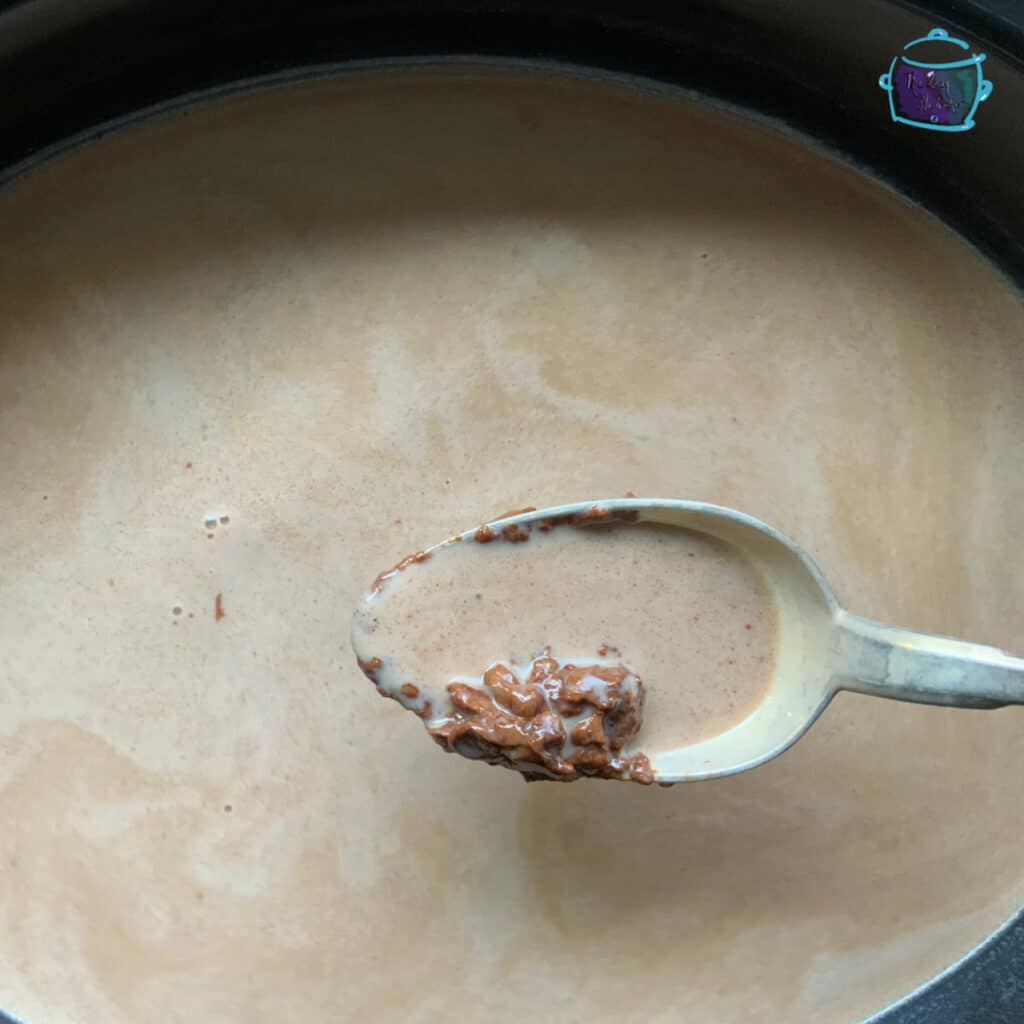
[509,718,1015,953]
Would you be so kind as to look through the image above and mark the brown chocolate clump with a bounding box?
[469,504,640,547]
[491,506,537,520]
[358,656,383,683]
[428,653,654,784]
[370,549,433,593]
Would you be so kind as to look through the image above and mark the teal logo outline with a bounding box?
[879,27,993,132]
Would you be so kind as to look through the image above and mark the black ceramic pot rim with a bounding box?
[2,0,1023,287]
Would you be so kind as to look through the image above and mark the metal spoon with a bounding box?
[355,499,1024,783]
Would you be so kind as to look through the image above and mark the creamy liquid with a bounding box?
[1,70,1023,1024]
[354,520,777,755]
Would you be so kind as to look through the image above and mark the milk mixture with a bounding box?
[1,70,1023,1023]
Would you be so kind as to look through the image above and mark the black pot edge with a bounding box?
[2,0,1023,291]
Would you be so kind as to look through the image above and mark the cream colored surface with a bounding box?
[354,522,776,751]
[0,70,1022,1024]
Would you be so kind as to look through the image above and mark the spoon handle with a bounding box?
[833,612,1024,709]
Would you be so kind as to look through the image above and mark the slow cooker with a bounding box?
[1,2,1021,1021]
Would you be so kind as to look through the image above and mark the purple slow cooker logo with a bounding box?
[879,27,993,132]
